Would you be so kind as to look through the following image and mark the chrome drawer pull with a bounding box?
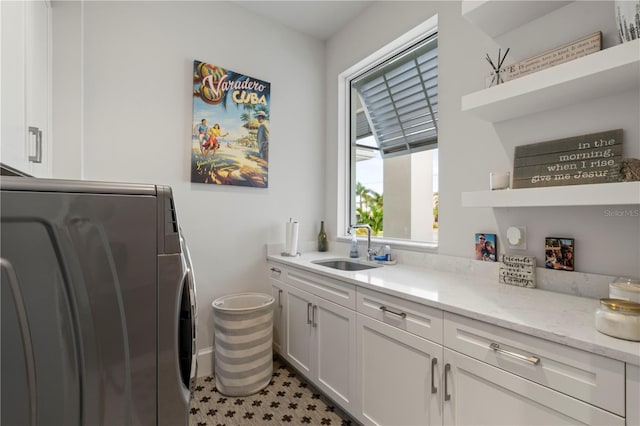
[444,363,451,401]
[312,305,318,328]
[270,267,281,274]
[490,342,540,365]
[379,305,407,319]
[28,126,43,163]
[431,358,438,394]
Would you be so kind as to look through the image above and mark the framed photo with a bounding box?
[545,237,575,271]
[475,233,497,262]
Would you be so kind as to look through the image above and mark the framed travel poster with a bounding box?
[191,60,271,187]
[475,233,497,262]
[544,237,575,271]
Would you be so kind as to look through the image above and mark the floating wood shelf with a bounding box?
[461,39,640,123]
[461,182,640,207]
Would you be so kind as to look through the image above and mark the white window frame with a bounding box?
[336,15,439,250]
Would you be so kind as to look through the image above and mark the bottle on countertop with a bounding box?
[318,221,328,252]
[349,231,359,258]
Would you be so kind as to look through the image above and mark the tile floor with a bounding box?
[189,357,357,425]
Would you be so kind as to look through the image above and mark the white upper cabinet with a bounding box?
[1,0,52,177]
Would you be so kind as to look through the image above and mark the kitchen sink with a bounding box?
[312,258,381,271]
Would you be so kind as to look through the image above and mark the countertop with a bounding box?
[267,251,640,365]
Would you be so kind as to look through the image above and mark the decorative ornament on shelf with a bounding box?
[485,48,510,87]
[615,0,640,44]
[620,158,640,181]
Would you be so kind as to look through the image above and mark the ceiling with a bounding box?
[232,1,373,40]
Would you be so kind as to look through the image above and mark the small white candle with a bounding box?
[490,172,510,190]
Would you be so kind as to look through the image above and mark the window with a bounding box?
[339,16,439,247]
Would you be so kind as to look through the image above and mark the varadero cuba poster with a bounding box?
[191,60,270,187]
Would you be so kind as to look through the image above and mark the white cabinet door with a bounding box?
[628,364,640,426]
[314,296,356,412]
[0,0,51,176]
[25,0,51,177]
[284,284,314,378]
[1,0,27,171]
[442,348,624,426]
[270,274,286,355]
[284,283,357,412]
[356,313,442,426]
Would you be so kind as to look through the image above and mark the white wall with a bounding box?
[53,0,326,353]
[52,0,82,179]
[325,1,640,279]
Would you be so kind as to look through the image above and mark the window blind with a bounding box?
[352,34,438,158]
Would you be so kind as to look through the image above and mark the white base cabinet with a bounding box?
[269,264,357,414]
[443,348,624,426]
[268,262,634,426]
[356,313,442,426]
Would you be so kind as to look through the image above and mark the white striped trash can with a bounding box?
[211,293,275,396]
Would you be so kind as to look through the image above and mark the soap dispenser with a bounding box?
[349,232,359,258]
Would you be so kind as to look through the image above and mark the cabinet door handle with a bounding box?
[444,363,451,401]
[489,342,540,365]
[270,267,281,275]
[312,305,318,328]
[306,302,313,324]
[431,358,438,394]
[278,289,282,307]
[28,126,43,163]
[379,305,407,319]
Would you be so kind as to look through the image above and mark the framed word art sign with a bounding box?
[512,129,622,189]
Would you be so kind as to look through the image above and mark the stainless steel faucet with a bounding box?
[349,224,377,261]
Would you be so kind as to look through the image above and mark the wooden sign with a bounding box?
[500,255,536,288]
[503,32,601,82]
[512,129,622,189]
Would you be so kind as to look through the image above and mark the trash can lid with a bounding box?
[212,292,275,312]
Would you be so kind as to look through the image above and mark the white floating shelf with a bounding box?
[461,39,640,123]
[461,182,640,208]
[461,0,573,38]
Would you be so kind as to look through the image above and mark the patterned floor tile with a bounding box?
[190,357,358,426]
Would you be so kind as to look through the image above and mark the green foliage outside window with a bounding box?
[433,192,438,229]
[355,183,384,236]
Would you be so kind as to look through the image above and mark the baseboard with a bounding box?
[196,346,214,378]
